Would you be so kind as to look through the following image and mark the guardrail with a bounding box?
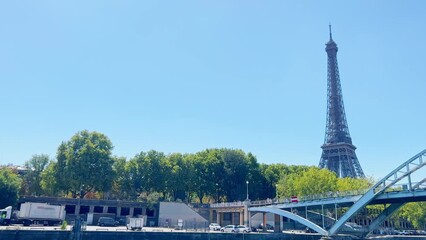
[209,185,425,209]
[210,201,245,208]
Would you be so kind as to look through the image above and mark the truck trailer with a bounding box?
[0,202,65,226]
[126,217,144,231]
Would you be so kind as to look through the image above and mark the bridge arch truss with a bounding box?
[249,149,426,237]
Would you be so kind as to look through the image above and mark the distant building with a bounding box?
[0,164,28,176]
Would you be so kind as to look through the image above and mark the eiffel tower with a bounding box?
[319,26,365,178]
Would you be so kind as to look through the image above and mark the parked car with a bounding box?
[209,223,221,231]
[259,223,274,230]
[221,225,238,233]
[98,217,118,227]
[236,225,250,233]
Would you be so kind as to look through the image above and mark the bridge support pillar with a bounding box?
[129,207,134,217]
[216,212,221,225]
[262,212,267,232]
[230,212,234,225]
[75,204,80,215]
[243,200,250,226]
[274,214,281,233]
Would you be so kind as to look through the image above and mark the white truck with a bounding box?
[0,206,12,225]
[126,217,143,231]
[0,202,66,226]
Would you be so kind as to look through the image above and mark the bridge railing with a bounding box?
[210,201,245,208]
[210,189,369,208]
[210,182,423,209]
[297,189,369,202]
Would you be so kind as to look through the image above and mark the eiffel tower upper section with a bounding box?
[319,26,365,178]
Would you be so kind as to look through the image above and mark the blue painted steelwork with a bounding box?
[247,149,426,237]
[249,206,328,235]
[328,149,426,236]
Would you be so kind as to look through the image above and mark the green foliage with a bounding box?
[184,148,267,203]
[0,168,22,208]
[192,149,228,202]
[55,142,70,196]
[276,166,333,198]
[127,150,167,198]
[111,156,131,199]
[55,130,115,197]
[164,153,192,201]
[60,220,68,230]
[277,167,372,199]
[263,164,310,198]
[23,154,50,196]
[399,202,426,229]
[18,128,425,229]
[138,192,161,209]
[40,161,59,196]
[337,177,373,193]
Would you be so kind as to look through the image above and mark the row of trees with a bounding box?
[0,130,424,228]
[3,130,372,204]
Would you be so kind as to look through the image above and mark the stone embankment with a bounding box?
[0,230,424,240]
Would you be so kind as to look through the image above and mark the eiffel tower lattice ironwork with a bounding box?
[319,26,365,178]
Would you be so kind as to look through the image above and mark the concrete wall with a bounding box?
[0,230,335,240]
[158,202,208,228]
[2,230,426,240]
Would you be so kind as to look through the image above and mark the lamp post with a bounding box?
[244,181,250,228]
[246,181,249,200]
[215,183,219,202]
[75,184,84,240]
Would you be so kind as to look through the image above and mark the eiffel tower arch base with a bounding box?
[320,143,365,178]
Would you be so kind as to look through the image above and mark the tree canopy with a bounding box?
[0,168,22,208]
[22,154,50,196]
[8,129,426,229]
[55,130,115,197]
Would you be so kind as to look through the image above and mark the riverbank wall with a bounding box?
[0,230,423,240]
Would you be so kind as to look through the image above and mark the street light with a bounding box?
[246,181,249,200]
[215,183,219,202]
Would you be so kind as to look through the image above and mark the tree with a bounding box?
[277,167,338,198]
[337,177,373,193]
[296,167,338,196]
[0,168,22,208]
[145,150,168,194]
[165,153,192,201]
[110,156,132,200]
[54,142,70,196]
[23,154,50,196]
[399,202,426,229]
[55,130,115,197]
[188,153,210,203]
[243,153,267,200]
[221,149,251,202]
[127,150,168,200]
[40,161,59,196]
[260,163,305,199]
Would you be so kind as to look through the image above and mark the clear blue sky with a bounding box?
[1,1,425,179]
